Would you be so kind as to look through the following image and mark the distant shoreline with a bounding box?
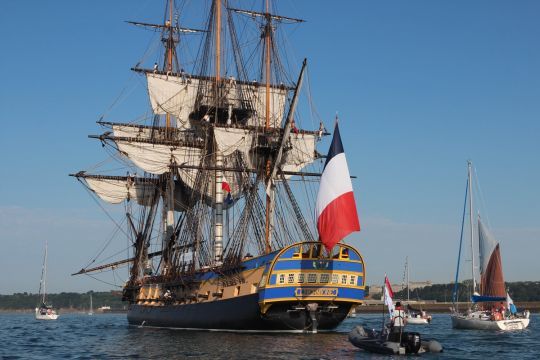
[0,309,127,314]
[356,301,540,313]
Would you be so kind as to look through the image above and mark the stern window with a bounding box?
[320,273,330,283]
[287,274,295,284]
[279,274,285,284]
[331,274,339,284]
[349,275,356,285]
[341,275,348,285]
[307,273,317,283]
[298,273,305,284]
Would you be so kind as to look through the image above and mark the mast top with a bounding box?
[126,20,205,34]
[228,7,304,23]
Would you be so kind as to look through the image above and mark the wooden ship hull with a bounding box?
[126,242,365,332]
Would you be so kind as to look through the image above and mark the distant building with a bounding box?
[368,281,432,297]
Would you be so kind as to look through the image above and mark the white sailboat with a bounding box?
[402,257,431,325]
[450,161,530,330]
[88,293,94,316]
[35,241,59,320]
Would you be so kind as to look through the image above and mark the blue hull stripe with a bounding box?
[259,286,365,301]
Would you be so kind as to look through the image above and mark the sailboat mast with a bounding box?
[42,241,48,304]
[406,256,410,302]
[264,0,273,254]
[468,160,476,293]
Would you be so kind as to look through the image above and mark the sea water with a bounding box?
[1,313,538,359]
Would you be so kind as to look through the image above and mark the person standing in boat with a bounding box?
[391,301,406,332]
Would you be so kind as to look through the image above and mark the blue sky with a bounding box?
[1,0,539,294]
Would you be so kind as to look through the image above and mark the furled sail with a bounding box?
[478,219,506,297]
[112,124,156,139]
[81,175,196,212]
[213,127,317,176]
[146,73,200,128]
[103,127,247,207]
[111,123,199,143]
[84,177,156,205]
[146,72,289,128]
[213,127,254,157]
[281,133,318,175]
[113,139,202,175]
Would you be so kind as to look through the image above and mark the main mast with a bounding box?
[214,0,224,264]
[264,0,273,254]
[162,0,177,273]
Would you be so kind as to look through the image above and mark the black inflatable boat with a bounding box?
[348,325,443,355]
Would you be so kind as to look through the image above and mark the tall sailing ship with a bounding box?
[72,0,365,332]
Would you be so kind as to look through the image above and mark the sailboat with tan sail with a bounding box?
[451,161,530,330]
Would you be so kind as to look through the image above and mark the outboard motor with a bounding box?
[402,332,422,354]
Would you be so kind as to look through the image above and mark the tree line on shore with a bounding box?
[1,281,539,310]
[376,281,540,302]
[0,291,124,310]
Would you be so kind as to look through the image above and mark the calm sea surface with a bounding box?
[0,313,538,359]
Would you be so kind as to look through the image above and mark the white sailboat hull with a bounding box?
[406,315,430,325]
[35,308,59,320]
[451,313,529,330]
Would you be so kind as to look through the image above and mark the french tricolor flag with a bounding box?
[315,121,360,251]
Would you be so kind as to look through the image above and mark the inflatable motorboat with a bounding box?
[348,325,443,355]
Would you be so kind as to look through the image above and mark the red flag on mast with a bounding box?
[384,275,395,316]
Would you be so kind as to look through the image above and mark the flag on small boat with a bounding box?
[506,293,517,314]
[384,275,395,316]
[315,121,360,251]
